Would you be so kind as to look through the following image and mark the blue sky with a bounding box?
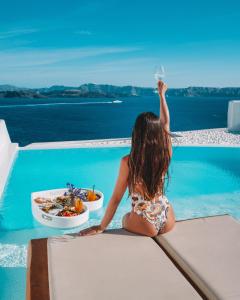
[0,0,240,88]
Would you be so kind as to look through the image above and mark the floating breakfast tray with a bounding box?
[31,188,104,229]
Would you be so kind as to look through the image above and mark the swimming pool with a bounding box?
[0,146,240,299]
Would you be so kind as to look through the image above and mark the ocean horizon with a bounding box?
[0,95,231,146]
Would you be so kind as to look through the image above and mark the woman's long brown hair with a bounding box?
[128,112,172,200]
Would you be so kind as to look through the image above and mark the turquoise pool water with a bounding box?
[0,146,240,299]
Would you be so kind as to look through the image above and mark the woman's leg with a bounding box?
[122,211,158,237]
[122,212,131,228]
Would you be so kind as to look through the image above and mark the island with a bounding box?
[0,83,240,98]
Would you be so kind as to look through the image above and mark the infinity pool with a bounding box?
[0,146,240,299]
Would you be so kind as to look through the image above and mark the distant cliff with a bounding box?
[0,90,44,98]
[167,87,240,98]
[0,83,240,98]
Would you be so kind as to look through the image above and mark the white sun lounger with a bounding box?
[26,229,201,300]
[154,215,240,300]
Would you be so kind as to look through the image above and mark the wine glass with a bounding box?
[154,65,165,93]
[154,65,165,81]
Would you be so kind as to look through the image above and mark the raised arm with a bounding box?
[79,157,129,236]
[158,81,170,132]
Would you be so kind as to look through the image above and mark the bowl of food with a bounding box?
[31,189,89,228]
[69,184,104,212]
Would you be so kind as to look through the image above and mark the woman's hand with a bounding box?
[79,225,104,236]
[158,80,168,96]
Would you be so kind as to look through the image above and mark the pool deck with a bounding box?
[23,128,240,149]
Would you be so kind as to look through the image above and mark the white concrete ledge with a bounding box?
[174,128,240,146]
[22,128,240,150]
[0,120,18,198]
[23,137,131,149]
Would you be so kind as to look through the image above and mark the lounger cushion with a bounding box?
[154,215,240,300]
[47,229,201,300]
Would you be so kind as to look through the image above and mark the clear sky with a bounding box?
[0,0,240,88]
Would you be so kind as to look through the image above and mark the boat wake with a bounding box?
[0,101,115,108]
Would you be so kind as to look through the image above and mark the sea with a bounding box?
[0,95,232,146]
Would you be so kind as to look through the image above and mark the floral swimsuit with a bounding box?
[131,192,170,232]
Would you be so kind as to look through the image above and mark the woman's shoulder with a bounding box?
[121,155,129,164]
[120,155,129,171]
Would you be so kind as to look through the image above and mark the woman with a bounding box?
[80,80,175,237]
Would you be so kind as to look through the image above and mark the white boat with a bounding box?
[31,188,104,228]
[112,99,123,103]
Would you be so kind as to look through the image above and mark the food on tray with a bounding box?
[75,198,84,213]
[34,197,52,204]
[33,183,101,218]
[41,202,62,213]
[57,207,79,217]
[87,190,97,201]
[56,195,72,206]
[59,211,78,217]
[42,203,55,213]
[65,183,100,202]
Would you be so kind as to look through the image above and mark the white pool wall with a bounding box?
[0,120,18,198]
[228,100,240,132]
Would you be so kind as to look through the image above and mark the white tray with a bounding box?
[31,188,103,228]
